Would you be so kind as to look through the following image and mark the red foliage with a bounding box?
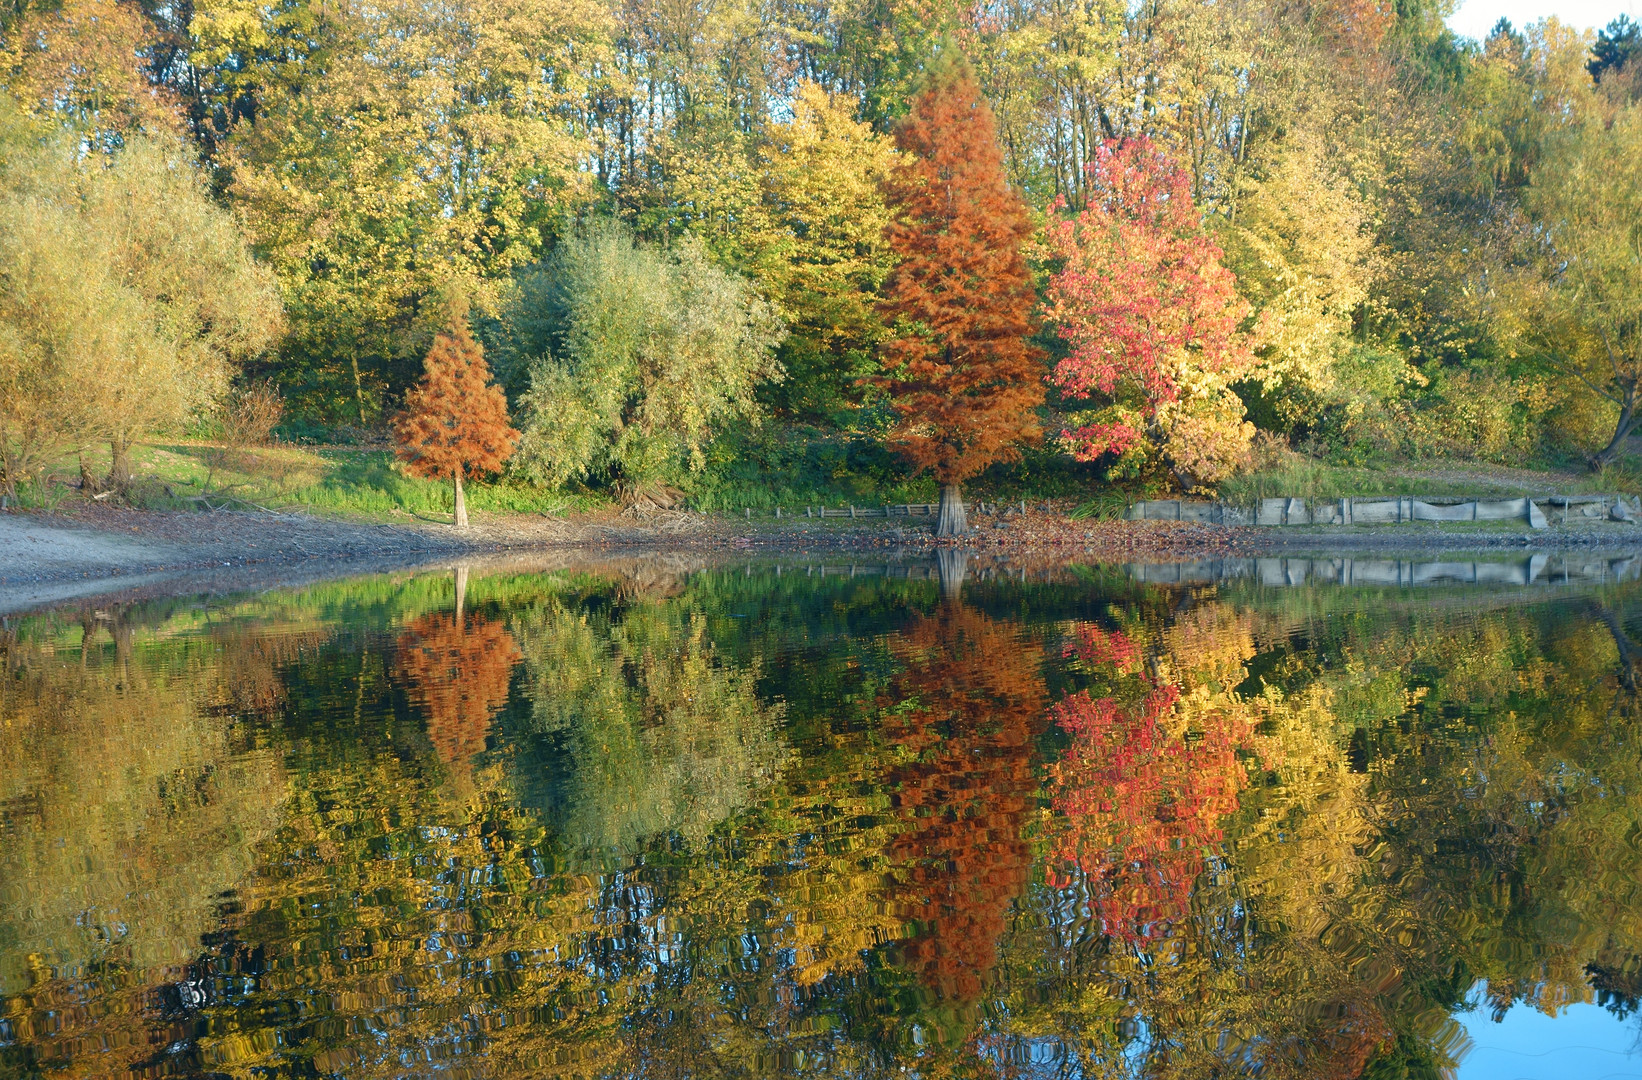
[394,317,519,483]
[875,59,1045,487]
[1063,622,1142,672]
[1041,138,1256,462]
[880,603,1046,1000]
[1046,623,1253,943]
[394,612,521,766]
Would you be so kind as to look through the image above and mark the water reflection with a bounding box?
[1,555,1641,1078]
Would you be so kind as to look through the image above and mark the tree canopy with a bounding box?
[876,58,1044,534]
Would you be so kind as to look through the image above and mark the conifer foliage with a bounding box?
[394,316,519,527]
[877,57,1045,537]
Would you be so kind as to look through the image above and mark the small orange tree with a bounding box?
[394,316,518,527]
[877,55,1045,537]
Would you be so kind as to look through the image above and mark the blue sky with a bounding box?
[1447,0,1640,41]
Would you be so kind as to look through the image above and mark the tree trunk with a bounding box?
[453,468,468,528]
[1590,391,1638,471]
[454,564,468,624]
[351,354,367,425]
[78,453,104,495]
[935,481,968,537]
[108,435,133,490]
[935,548,969,600]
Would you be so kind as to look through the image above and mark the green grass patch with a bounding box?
[61,441,606,522]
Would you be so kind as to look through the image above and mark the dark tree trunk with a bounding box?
[935,482,968,537]
[108,436,133,490]
[78,453,102,495]
[1594,604,1642,694]
[1590,391,1638,471]
[453,468,468,528]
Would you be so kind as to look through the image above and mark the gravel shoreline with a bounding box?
[5,504,1642,615]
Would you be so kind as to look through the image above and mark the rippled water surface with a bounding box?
[4,552,1642,1078]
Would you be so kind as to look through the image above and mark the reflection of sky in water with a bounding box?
[1459,988,1642,1080]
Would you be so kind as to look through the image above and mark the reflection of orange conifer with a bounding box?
[394,612,521,765]
[880,603,1045,1000]
[1047,624,1252,943]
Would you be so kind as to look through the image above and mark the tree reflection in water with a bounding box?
[2,563,1642,1079]
[879,597,1045,1001]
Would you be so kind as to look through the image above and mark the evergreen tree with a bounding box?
[876,55,1044,537]
[394,314,518,526]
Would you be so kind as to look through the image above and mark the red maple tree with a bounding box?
[393,315,519,527]
[877,56,1045,537]
[1041,139,1257,489]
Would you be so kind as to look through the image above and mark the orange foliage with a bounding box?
[394,612,521,766]
[393,316,518,525]
[876,58,1045,488]
[880,602,1045,1000]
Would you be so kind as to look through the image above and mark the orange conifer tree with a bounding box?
[877,55,1045,537]
[394,315,518,527]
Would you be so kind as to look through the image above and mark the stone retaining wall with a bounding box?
[1125,494,1640,530]
[1126,553,1641,588]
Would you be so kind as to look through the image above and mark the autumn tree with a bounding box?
[1515,104,1642,469]
[877,55,1044,537]
[1046,622,1254,942]
[394,313,519,527]
[1042,138,1259,491]
[0,0,183,148]
[395,609,521,771]
[0,109,281,497]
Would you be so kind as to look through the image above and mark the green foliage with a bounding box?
[509,220,785,493]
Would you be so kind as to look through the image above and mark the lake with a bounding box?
[3,550,1641,1078]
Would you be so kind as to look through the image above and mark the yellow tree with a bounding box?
[1517,103,1642,468]
[0,114,281,495]
[0,0,183,147]
[225,0,607,420]
[738,82,898,420]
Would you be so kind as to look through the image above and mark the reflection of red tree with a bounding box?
[1047,624,1251,943]
[394,613,521,764]
[881,604,1045,1000]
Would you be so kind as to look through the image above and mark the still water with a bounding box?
[3,552,1642,1079]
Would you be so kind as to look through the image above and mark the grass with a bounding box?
[14,432,1642,525]
[19,441,604,523]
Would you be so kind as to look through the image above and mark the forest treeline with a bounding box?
[0,0,1640,518]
